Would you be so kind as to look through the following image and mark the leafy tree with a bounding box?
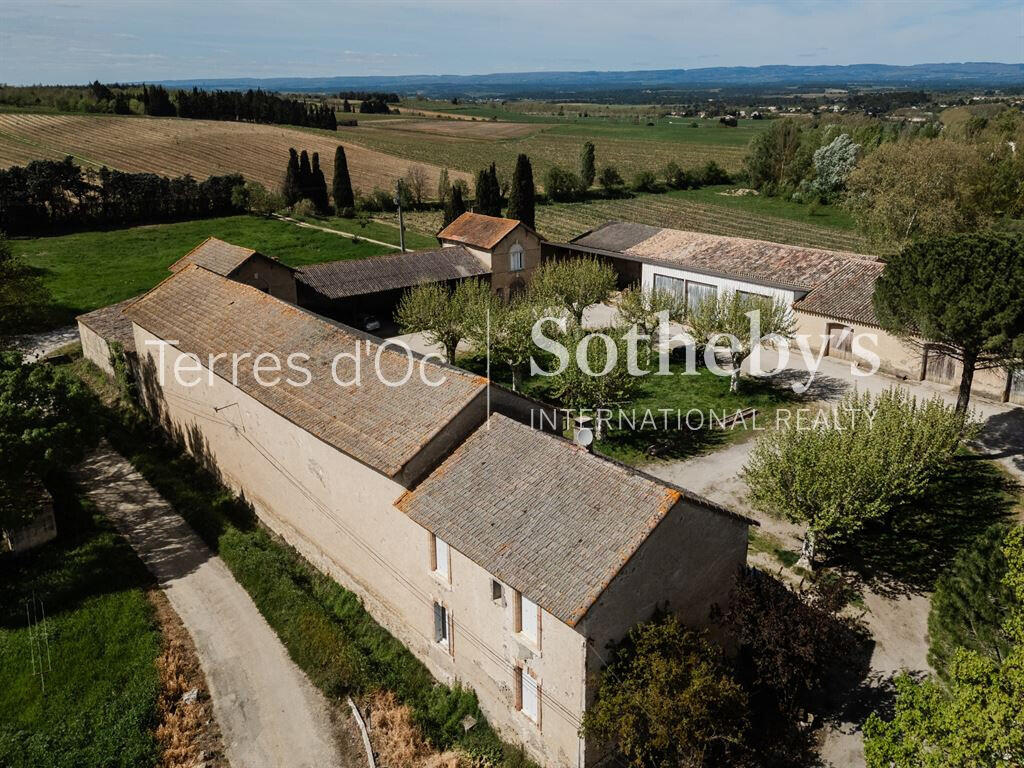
[580,141,596,189]
[549,326,642,436]
[0,234,47,342]
[332,145,355,213]
[283,148,301,206]
[743,388,975,565]
[686,292,795,391]
[811,133,860,201]
[616,283,686,347]
[529,257,616,326]
[598,165,626,195]
[436,167,451,206]
[631,169,660,193]
[465,294,541,391]
[928,524,1016,679]
[845,139,992,249]
[696,160,731,186]
[506,153,535,228]
[744,119,804,192]
[442,185,467,227]
[395,279,491,363]
[310,152,329,213]
[864,526,1024,768]
[581,614,748,768]
[543,166,584,202]
[874,233,1024,413]
[236,181,283,217]
[403,165,428,206]
[0,353,97,531]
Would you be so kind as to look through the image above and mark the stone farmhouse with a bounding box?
[79,256,751,767]
[550,221,1023,405]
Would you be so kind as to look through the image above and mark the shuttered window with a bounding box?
[433,602,451,651]
[430,533,450,582]
[685,280,717,312]
[515,666,541,724]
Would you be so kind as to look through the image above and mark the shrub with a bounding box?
[696,160,730,186]
[598,165,626,195]
[543,165,584,201]
[291,198,317,218]
[743,388,976,564]
[630,169,659,192]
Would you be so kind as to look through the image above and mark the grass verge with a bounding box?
[0,476,161,768]
[71,354,535,768]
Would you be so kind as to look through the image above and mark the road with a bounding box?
[77,442,349,768]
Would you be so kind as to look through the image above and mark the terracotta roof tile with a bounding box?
[395,414,747,626]
[168,237,259,276]
[437,212,521,250]
[793,259,885,326]
[76,297,139,350]
[125,264,486,477]
[297,246,490,300]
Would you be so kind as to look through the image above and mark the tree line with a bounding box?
[146,85,338,130]
[0,157,246,234]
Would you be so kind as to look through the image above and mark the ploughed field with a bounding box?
[0,112,471,193]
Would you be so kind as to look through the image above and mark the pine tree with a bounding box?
[444,185,467,226]
[580,141,596,189]
[310,152,329,213]
[332,145,355,214]
[506,153,535,228]
[298,150,313,201]
[283,148,301,205]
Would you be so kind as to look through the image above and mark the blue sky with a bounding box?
[1,0,1021,85]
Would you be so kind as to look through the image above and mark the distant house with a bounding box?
[437,212,543,300]
[120,256,751,767]
[550,221,1023,405]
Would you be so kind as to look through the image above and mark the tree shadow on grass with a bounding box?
[833,455,1020,598]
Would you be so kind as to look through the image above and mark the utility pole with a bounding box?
[394,180,406,253]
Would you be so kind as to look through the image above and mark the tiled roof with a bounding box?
[571,221,874,291]
[793,259,885,326]
[437,212,522,250]
[396,414,747,626]
[296,246,490,300]
[168,237,260,276]
[76,297,139,350]
[125,264,486,477]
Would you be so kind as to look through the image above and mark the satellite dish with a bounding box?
[574,427,594,447]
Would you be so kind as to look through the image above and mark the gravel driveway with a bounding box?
[78,442,351,768]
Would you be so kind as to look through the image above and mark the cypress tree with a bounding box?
[488,162,502,216]
[474,164,502,217]
[283,148,301,205]
[332,145,355,213]
[310,152,329,213]
[506,153,535,228]
[580,141,596,189]
[444,185,467,226]
[298,150,313,201]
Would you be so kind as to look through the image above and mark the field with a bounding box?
[377,186,872,253]
[13,214,400,327]
[0,112,472,194]
[0,486,162,768]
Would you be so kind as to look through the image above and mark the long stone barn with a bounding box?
[91,259,751,767]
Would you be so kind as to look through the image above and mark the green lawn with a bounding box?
[292,213,439,250]
[13,215,398,329]
[0,482,161,768]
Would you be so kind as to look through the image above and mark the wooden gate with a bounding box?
[924,347,958,385]
[826,323,855,361]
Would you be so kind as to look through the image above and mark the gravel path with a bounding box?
[77,442,349,768]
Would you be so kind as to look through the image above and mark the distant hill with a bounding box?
[156,63,1024,97]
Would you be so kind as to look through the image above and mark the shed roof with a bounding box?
[437,212,522,250]
[168,237,262,276]
[76,297,139,350]
[125,264,486,478]
[296,246,489,300]
[571,221,875,292]
[793,259,885,327]
[395,414,749,627]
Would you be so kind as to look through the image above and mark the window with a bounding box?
[491,579,504,602]
[433,602,452,651]
[737,290,769,303]
[429,533,450,583]
[509,243,524,272]
[514,666,541,724]
[653,273,686,303]
[514,590,540,646]
[685,280,717,312]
